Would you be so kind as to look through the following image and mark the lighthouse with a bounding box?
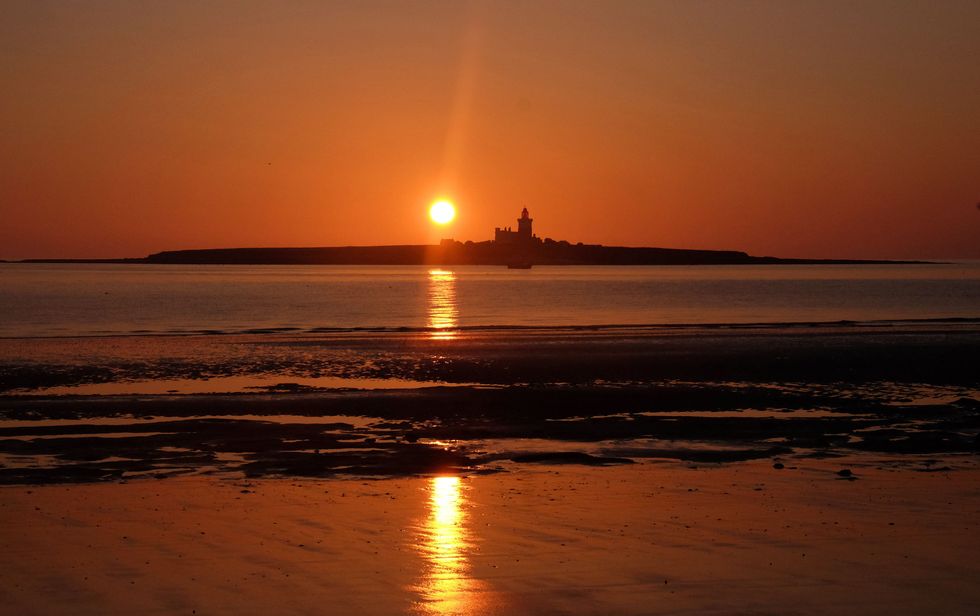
[517,207,533,239]
[494,207,537,244]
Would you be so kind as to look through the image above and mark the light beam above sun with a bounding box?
[429,200,456,225]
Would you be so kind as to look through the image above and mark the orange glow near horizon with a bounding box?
[0,3,978,260]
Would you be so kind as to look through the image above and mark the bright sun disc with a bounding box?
[429,200,456,225]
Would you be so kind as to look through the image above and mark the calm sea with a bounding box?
[1,263,978,337]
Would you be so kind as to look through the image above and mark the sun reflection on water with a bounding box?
[427,269,458,340]
[414,476,487,615]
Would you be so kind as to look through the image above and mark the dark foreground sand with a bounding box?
[1,322,978,483]
[2,459,979,615]
[2,320,979,393]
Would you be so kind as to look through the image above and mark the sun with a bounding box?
[429,200,456,225]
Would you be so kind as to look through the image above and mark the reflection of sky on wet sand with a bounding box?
[427,270,458,340]
[413,476,491,615]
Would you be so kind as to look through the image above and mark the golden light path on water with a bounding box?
[413,476,490,615]
[427,269,458,340]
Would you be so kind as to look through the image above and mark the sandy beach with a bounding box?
[1,323,978,482]
[1,323,977,613]
[3,459,979,615]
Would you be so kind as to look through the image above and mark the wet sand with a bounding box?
[2,320,979,393]
[1,322,977,613]
[2,459,979,615]
[1,383,978,484]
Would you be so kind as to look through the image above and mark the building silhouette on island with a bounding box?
[494,207,539,245]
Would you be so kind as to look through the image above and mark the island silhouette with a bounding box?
[19,209,926,265]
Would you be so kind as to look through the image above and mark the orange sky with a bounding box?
[1,1,978,260]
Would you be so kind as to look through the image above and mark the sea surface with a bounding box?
[1,262,978,337]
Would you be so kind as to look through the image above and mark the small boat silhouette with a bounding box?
[506,261,533,269]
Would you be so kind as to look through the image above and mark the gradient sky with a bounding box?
[1,0,978,259]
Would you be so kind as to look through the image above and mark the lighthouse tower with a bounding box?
[517,207,533,240]
[494,207,538,244]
